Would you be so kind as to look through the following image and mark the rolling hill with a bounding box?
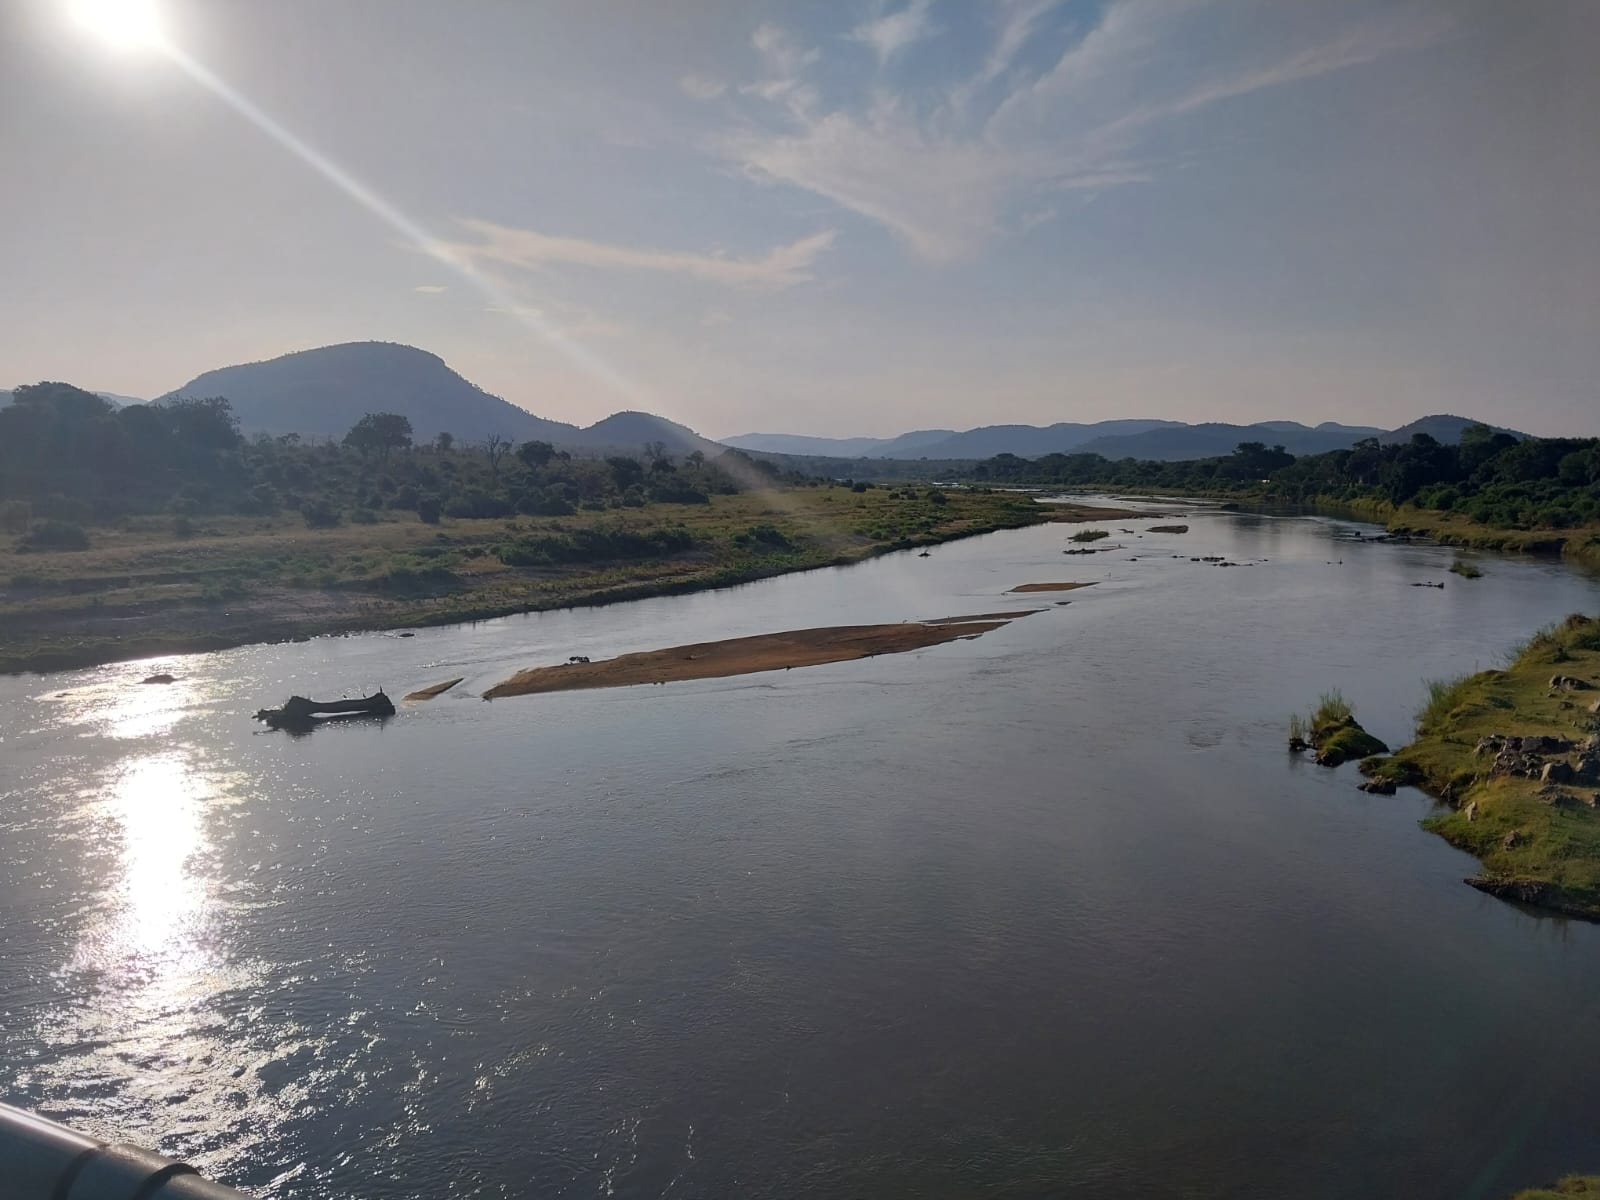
[156,341,722,454]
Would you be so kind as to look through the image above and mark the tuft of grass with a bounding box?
[1288,713,1306,743]
[1449,558,1483,579]
[1416,674,1479,736]
[1311,690,1353,730]
[1069,528,1110,543]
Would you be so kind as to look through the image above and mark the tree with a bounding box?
[517,439,555,471]
[483,433,512,483]
[344,412,413,459]
[435,431,454,453]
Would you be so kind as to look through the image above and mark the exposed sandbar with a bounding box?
[1042,503,1175,522]
[924,610,1045,625]
[483,617,1025,699]
[404,677,463,701]
[1008,582,1100,593]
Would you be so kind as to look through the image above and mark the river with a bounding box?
[3,505,1600,1199]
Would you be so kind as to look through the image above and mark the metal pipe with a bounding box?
[0,1102,254,1199]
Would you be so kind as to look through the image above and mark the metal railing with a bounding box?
[0,1102,254,1199]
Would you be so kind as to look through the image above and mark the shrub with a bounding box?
[302,500,342,529]
[351,508,380,525]
[496,525,697,567]
[1310,690,1353,730]
[851,480,870,493]
[19,520,90,552]
[1070,528,1110,543]
[733,523,793,551]
[0,500,32,533]
[925,488,948,506]
[417,495,443,525]
[446,490,513,519]
[1448,559,1482,579]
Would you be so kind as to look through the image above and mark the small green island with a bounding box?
[1301,615,1600,920]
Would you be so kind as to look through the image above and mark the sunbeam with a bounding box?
[157,41,646,408]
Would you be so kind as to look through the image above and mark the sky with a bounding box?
[1,0,1596,439]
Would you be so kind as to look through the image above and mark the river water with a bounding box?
[4,506,1600,1199]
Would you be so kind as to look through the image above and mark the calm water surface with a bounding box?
[4,507,1600,1199]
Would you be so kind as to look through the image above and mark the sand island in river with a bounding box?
[483,614,1039,699]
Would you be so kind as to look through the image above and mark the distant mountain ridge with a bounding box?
[158,342,718,454]
[725,415,1524,462]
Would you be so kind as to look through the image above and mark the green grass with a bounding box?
[1293,688,1388,765]
[0,485,1050,672]
[1510,1176,1600,1199]
[1069,528,1111,543]
[1361,613,1600,918]
[1311,690,1353,728]
[1449,558,1484,579]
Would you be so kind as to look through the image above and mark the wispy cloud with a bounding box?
[850,0,939,65]
[679,73,726,101]
[722,1,1451,261]
[443,219,836,289]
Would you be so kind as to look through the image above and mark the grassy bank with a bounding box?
[1362,614,1600,919]
[1330,498,1600,570]
[0,486,1050,674]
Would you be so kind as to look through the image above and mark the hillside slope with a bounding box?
[160,341,579,443]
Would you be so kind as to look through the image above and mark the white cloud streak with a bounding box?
[723,1,1451,261]
[850,0,939,65]
[443,219,836,289]
[679,73,726,100]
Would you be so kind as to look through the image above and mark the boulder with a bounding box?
[1550,675,1593,691]
[1503,830,1523,849]
[1359,778,1397,795]
[140,673,176,685]
[1542,760,1576,785]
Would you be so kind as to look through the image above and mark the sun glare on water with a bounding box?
[68,0,169,52]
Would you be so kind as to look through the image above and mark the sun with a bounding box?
[68,0,169,52]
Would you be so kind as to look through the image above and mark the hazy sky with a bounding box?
[3,0,1596,437]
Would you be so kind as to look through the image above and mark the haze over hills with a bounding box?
[725,415,1523,462]
[157,342,719,455]
[1,388,143,408]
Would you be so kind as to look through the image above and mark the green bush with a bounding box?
[417,495,443,525]
[19,519,90,552]
[733,524,794,551]
[302,500,341,529]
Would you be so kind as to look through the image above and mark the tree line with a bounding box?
[968,426,1600,530]
[0,382,787,545]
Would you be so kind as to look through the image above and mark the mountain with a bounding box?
[1074,421,1388,461]
[1379,414,1526,445]
[580,410,722,456]
[160,342,581,443]
[722,432,915,457]
[722,420,1183,460]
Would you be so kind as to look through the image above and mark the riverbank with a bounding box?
[1326,499,1600,571]
[1,486,1141,675]
[482,613,1036,698]
[1362,614,1600,920]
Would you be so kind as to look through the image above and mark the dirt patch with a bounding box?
[923,610,1045,625]
[483,616,1031,699]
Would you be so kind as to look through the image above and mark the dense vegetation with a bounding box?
[969,426,1600,531]
[0,381,783,541]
